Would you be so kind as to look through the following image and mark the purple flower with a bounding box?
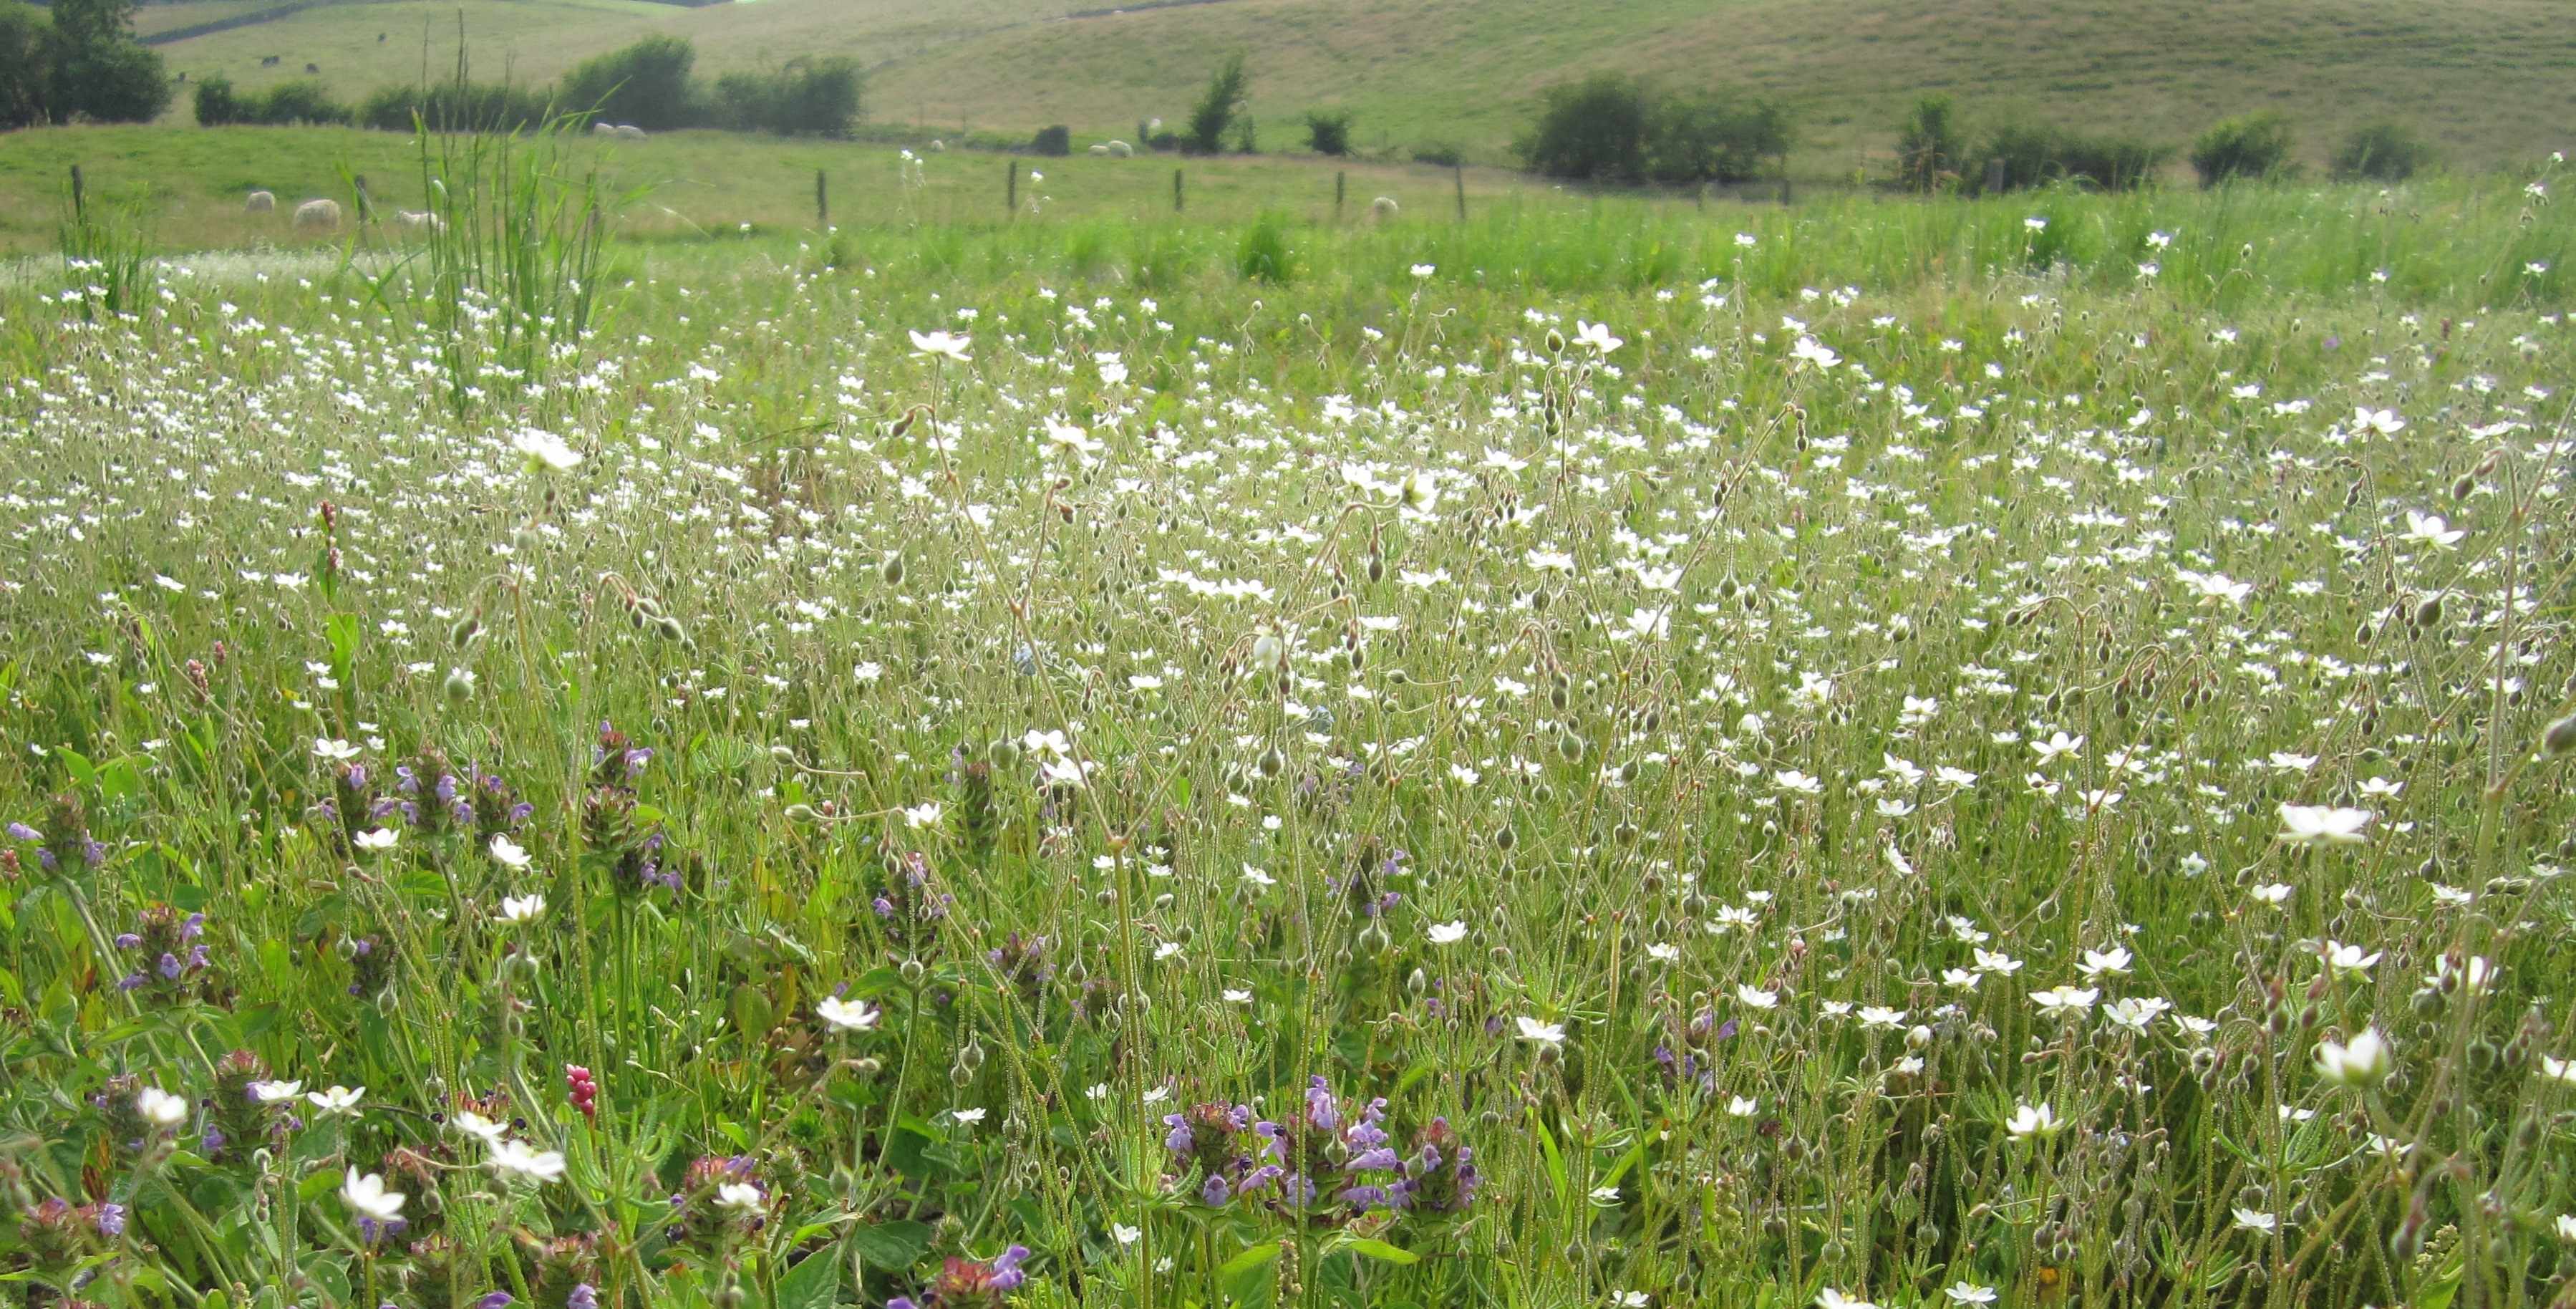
[1200,1174,1231,1207]
[989,1245,1030,1292]
[475,1294,515,1309]
[94,1202,126,1237]
[567,1286,599,1309]
[4,822,37,842]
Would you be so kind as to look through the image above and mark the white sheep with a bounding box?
[1370,195,1399,221]
[614,124,647,141]
[591,122,616,137]
[1088,143,1108,156]
[1105,139,1133,158]
[394,209,447,234]
[929,139,945,152]
[294,198,342,230]
[245,190,275,213]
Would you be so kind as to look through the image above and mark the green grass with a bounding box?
[3,135,2576,1309]
[128,0,2576,173]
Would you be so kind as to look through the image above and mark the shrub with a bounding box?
[1519,72,1652,183]
[1146,131,1181,153]
[246,79,349,125]
[0,2,53,129]
[2332,122,2430,183]
[559,34,697,131]
[2191,112,2295,187]
[192,73,242,125]
[1411,142,1463,168]
[1032,124,1071,156]
[1236,210,1290,282]
[1644,90,1786,185]
[50,33,169,122]
[708,57,862,136]
[1184,52,1246,154]
[1980,124,2169,193]
[358,81,557,133]
[1521,74,1786,185]
[1304,109,1352,157]
[1894,94,1963,192]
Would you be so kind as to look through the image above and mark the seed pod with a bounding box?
[2544,714,2576,758]
[881,552,906,586]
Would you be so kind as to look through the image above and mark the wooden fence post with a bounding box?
[1985,157,2006,193]
[1006,158,1018,218]
[1335,170,1345,223]
[69,165,84,226]
[1453,163,1466,221]
[815,169,828,228]
[1173,168,1184,213]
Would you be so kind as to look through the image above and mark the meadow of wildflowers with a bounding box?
[4,146,2576,1309]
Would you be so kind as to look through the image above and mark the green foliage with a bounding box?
[1186,52,1249,155]
[357,81,558,134]
[2333,122,2432,183]
[198,77,349,126]
[1522,74,1787,185]
[1519,72,1650,183]
[1894,94,1964,192]
[1411,142,1463,168]
[708,57,863,136]
[1304,109,1355,157]
[2191,112,2297,186]
[559,34,699,132]
[1980,123,2171,192]
[0,2,51,130]
[1032,125,1072,157]
[1644,90,1786,184]
[1235,208,1290,281]
[57,175,155,319]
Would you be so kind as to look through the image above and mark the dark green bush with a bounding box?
[1894,94,1963,192]
[1236,210,1291,282]
[1304,109,1352,157]
[1032,124,1071,155]
[1521,73,1787,185]
[1519,72,1652,182]
[358,80,557,133]
[2332,122,2431,182]
[1980,124,2169,192]
[192,73,243,125]
[1411,142,1463,168]
[2191,112,2295,187]
[559,35,697,131]
[708,57,862,136]
[245,79,350,125]
[1184,52,1247,154]
[1644,91,1786,184]
[0,2,54,129]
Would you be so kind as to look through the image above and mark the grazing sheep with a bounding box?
[245,190,275,213]
[260,54,279,67]
[1105,139,1133,157]
[591,122,616,137]
[928,139,945,153]
[304,62,319,73]
[394,210,446,233]
[293,198,342,231]
[614,124,647,141]
[1370,195,1399,221]
[377,32,386,42]
[1088,143,1109,156]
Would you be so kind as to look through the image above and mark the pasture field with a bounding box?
[4,125,2576,1309]
[124,0,2576,171]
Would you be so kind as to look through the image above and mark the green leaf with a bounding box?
[1219,1241,1280,1309]
[775,1243,843,1309]
[848,1219,931,1271]
[1341,1237,1418,1265]
[1217,1243,1282,1277]
[1529,1108,1569,1211]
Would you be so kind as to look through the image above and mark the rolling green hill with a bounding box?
[125,0,2576,172]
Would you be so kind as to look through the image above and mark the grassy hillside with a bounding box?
[130,0,2576,173]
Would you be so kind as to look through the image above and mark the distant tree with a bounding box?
[193,73,243,125]
[1980,124,2169,192]
[1518,72,1652,183]
[560,35,698,131]
[1184,52,1246,154]
[2191,112,2295,186]
[710,57,861,136]
[1894,95,1962,192]
[1032,124,1070,155]
[2332,122,2431,182]
[1304,109,1352,156]
[1644,90,1786,184]
[0,2,53,128]
[34,0,168,123]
